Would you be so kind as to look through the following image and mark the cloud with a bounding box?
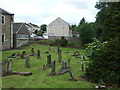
[0,0,99,26]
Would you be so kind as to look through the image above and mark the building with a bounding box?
[47,17,72,40]
[13,23,30,48]
[0,8,14,50]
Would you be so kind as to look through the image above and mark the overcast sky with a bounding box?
[0,0,99,26]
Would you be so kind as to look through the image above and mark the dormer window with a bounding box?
[2,15,5,24]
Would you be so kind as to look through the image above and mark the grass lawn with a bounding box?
[2,44,94,88]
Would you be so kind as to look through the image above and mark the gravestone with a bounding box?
[47,55,51,67]
[68,59,70,68]
[21,51,26,59]
[69,68,76,81]
[50,60,56,75]
[65,50,69,53]
[31,48,35,56]
[7,59,12,74]
[81,62,84,72]
[2,61,7,76]
[43,64,46,70]
[8,53,16,58]
[59,61,69,74]
[58,49,62,63]
[37,50,41,59]
[25,55,30,68]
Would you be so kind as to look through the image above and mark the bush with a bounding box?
[85,37,120,86]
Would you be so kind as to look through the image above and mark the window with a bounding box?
[2,15,5,24]
[17,34,29,39]
[2,34,5,43]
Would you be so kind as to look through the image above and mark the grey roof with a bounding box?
[0,8,14,15]
[13,23,23,34]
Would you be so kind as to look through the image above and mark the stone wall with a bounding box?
[2,14,13,50]
[48,36,79,42]
[17,39,29,47]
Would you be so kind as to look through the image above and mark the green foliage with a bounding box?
[85,37,107,58]
[79,17,86,25]
[77,23,94,46]
[2,44,93,88]
[40,24,47,31]
[85,37,120,86]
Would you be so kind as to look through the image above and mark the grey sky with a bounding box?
[0,0,99,26]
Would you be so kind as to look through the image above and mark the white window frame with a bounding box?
[2,15,5,24]
[2,34,5,43]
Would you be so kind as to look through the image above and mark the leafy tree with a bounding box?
[71,24,77,31]
[77,22,94,46]
[85,37,120,86]
[40,24,47,32]
[79,17,86,25]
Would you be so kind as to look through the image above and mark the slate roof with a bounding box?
[13,23,23,34]
[0,8,14,15]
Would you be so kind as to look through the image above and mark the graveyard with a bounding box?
[2,44,94,88]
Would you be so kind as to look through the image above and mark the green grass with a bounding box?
[2,44,94,88]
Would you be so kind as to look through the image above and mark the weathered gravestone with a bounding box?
[50,60,56,76]
[30,48,35,56]
[43,64,46,70]
[58,49,62,63]
[68,59,70,68]
[69,68,77,81]
[7,59,12,74]
[81,62,84,72]
[25,55,30,68]
[8,53,16,58]
[2,61,7,76]
[37,50,41,59]
[21,51,26,59]
[59,61,69,74]
[65,50,69,53]
[47,54,51,67]
[72,51,79,56]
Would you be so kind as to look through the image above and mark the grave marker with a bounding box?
[58,49,62,63]
[47,55,51,67]
[25,55,30,68]
[7,59,12,74]
[50,60,56,75]
[37,50,41,59]
[21,51,26,59]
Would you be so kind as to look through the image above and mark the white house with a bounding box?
[47,17,72,40]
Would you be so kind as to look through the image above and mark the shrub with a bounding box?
[85,37,120,86]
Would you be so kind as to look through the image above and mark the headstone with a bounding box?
[69,68,76,81]
[2,61,7,76]
[81,62,84,72]
[47,55,51,67]
[25,55,30,68]
[50,60,56,75]
[68,59,70,68]
[59,61,69,74]
[21,51,26,59]
[8,53,16,58]
[37,50,41,59]
[58,49,62,63]
[65,50,69,53]
[43,64,46,70]
[31,48,35,56]
[7,59,12,74]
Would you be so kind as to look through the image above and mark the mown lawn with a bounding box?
[2,44,94,88]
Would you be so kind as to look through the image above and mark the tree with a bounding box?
[40,24,47,32]
[70,24,77,31]
[77,22,94,46]
[95,2,120,41]
[79,17,85,26]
